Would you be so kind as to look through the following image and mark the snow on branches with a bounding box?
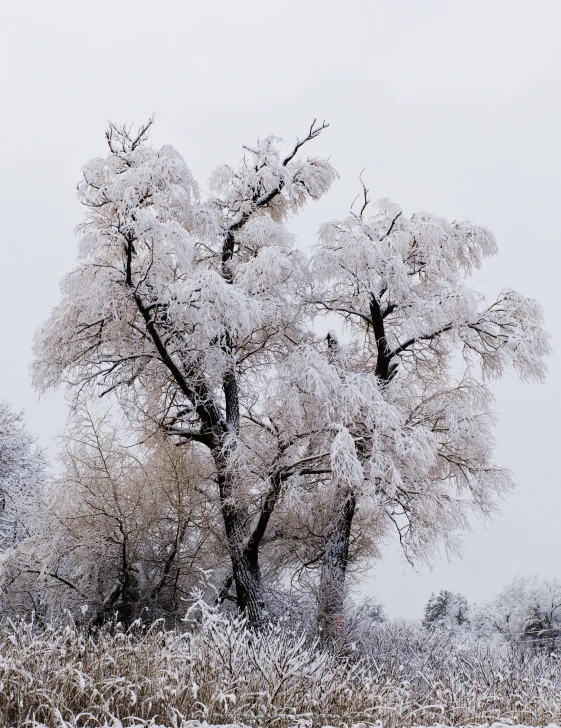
[311,198,549,383]
[0,402,45,550]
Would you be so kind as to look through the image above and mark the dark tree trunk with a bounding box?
[115,562,144,627]
[214,447,265,626]
[91,562,145,630]
[317,488,356,643]
[318,292,392,640]
[230,546,265,624]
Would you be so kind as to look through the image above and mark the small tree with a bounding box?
[0,402,46,551]
[1,403,224,625]
[522,604,557,649]
[423,590,469,631]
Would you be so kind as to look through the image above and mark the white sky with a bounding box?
[1,0,560,619]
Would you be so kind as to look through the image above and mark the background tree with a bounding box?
[472,575,561,650]
[422,590,469,631]
[0,401,46,552]
[0,403,224,625]
[522,604,557,650]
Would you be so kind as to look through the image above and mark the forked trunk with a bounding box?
[317,489,356,643]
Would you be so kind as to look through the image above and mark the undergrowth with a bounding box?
[1,604,561,727]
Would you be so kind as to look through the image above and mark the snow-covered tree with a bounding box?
[1,402,225,624]
[422,590,469,631]
[522,604,557,649]
[32,120,337,625]
[0,402,46,551]
[473,575,561,649]
[308,190,549,637]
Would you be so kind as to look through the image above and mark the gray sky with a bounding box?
[2,0,560,618]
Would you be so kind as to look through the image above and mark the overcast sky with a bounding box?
[2,0,560,619]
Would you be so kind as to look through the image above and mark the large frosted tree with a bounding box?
[308,193,549,637]
[32,120,337,625]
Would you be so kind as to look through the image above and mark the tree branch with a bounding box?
[221,120,329,281]
[25,569,89,600]
[391,322,455,358]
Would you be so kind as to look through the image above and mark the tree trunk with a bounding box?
[117,561,145,627]
[230,544,265,625]
[317,488,356,643]
[214,447,265,626]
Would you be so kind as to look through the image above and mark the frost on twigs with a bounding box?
[0,402,222,625]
